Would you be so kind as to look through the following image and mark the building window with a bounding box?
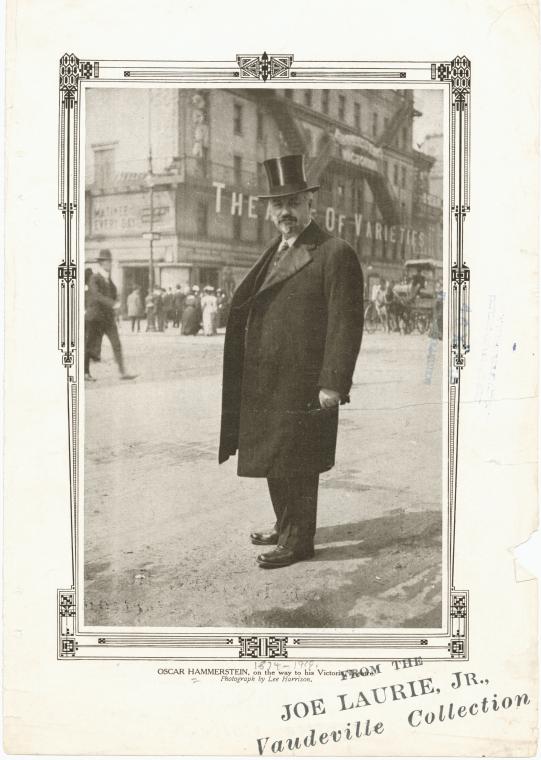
[233,103,243,135]
[393,164,399,186]
[372,112,378,137]
[93,145,115,189]
[233,155,242,185]
[338,95,346,121]
[354,102,361,130]
[383,159,388,178]
[321,90,330,114]
[233,213,242,240]
[304,90,312,108]
[256,111,263,141]
[284,89,293,99]
[196,200,208,236]
[401,166,407,189]
[337,183,345,200]
[383,116,388,133]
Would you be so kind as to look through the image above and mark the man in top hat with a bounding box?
[85,249,136,381]
[219,154,364,568]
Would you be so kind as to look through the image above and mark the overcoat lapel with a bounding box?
[254,219,328,297]
[230,235,281,310]
[254,245,313,297]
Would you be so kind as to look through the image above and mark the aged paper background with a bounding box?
[4,0,538,754]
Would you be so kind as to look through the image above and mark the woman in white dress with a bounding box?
[201,285,218,336]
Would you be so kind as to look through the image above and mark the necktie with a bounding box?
[273,240,290,268]
[260,239,291,290]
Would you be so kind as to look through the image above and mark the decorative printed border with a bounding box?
[58,53,470,660]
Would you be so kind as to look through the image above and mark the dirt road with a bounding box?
[84,325,444,629]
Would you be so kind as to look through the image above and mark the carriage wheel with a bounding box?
[364,303,379,333]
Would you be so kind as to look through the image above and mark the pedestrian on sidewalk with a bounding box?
[181,294,201,335]
[219,154,364,569]
[145,292,156,332]
[216,288,229,328]
[201,285,218,336]
[154,286,165,332]
[163,287,174,328]
[127,286,143,332]
[172,284,185,327]
[84,249,137,381]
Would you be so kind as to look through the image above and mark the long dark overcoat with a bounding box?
[85,272,117,325]
[219,220,364,477]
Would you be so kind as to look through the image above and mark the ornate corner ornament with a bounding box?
[58,590,78,657]
[236,52,293,81]
[448,591,468,657]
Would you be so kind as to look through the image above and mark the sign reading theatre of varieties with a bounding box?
[212,182,430,251]
[91,190,175,236]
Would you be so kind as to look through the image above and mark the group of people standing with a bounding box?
[126,283,230,337]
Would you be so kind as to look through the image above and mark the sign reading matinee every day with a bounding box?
[91,190,175,236]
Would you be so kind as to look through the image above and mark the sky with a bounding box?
[413,90,444,148]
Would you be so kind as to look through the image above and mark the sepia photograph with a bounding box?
[82,85,447,629]
[5,0,538,750]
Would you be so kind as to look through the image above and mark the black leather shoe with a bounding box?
[250,529,279,546]
[257,545,314,568]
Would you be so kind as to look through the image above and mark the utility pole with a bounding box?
[147,90,155,292]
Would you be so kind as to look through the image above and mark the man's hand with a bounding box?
[319,388,341,409]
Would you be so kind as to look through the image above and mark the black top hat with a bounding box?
[97,249,112,262]
[258,154,320,199]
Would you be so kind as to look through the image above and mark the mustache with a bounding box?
[279,216,297,223]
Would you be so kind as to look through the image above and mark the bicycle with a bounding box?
[363,301,385,333]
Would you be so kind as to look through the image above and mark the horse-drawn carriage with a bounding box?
[364,259,443,335]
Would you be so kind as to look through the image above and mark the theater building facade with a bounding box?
[85,87,443,311]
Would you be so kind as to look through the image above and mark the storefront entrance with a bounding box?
[197,267,219,290]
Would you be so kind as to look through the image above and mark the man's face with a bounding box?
[100,259,112,274]
[269,192,312,239]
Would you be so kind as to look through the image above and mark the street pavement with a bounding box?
[84,321,444,629]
